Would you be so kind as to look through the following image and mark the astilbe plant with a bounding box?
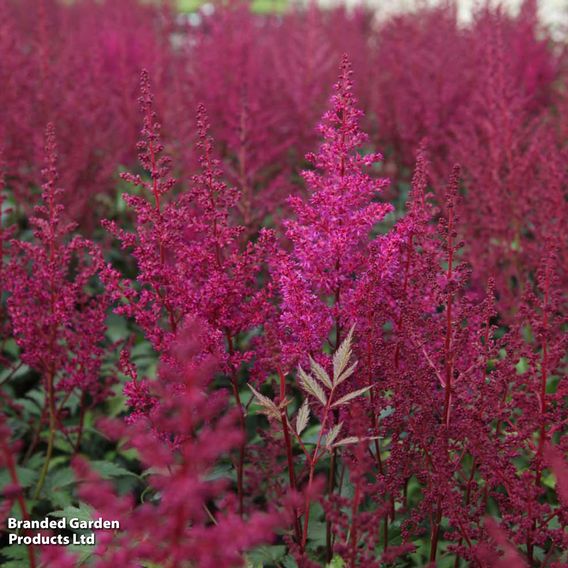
[249,328,380,565]
[185,2,297,231]
[371,4,472,175]
[103,70,275,515]
[0,3,567,567]
[487,247,567,564]
[448,24,566,314]
[102,70,181,357]
[350,149,532,565]
[272,55,391,368]
[40,322,280,568]
[4,124,110,499]
[0,0,178,228]
[250,57,395,565]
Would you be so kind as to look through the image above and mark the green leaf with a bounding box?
[90,460,140,480]
[516,357,529,374]
[106,313,129,342]
[12,397,42,416]
[282,556,299,568]
[0,466,38,489]
[0,545,31,568]
[26,389,46,408]
[1,544,29,561]
[247,544,287,564]
[203,463,233,482]
[327,556,346,568]
[67,543,95,563]
[50,503,94,523]
[45,468,76,508]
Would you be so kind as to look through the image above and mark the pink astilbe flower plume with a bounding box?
[5,124,110,498]
[274,55,391,367]
[104,71,276,515]
[104,71,275,369]
[6,124,109,394]
[102,70,182,356]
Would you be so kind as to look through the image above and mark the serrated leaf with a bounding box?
[331,385,372,408]
[295,399,310,435]
[247,544,287,563]
[247,384,280,420]
[50,503,93,522]
[297,366,327,406]
[333,325,355,382]
[0,466,38,490]
[283,556,299,568]
[333,436,360,447]
[309,356,332,389]
[1,545,29,561]
[46,467,76,491]
[204,463,233,482]
[325,422,343,448]
[335,361,358,387]
[13,397,42,416]
[26,389,46,407]
[90,460,139,480]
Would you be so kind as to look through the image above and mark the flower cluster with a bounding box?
[0,2,566,568]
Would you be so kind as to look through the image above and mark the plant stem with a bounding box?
[431,190,455,563]
[348,480,362,567]
[528,263,550,564]
[302,392,333,548]
[2,440,37,568]
[33,367,56,500]
[277,368,302,543]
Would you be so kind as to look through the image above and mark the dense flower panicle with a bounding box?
[185,3,296,230]
[372,4,472,175]
[491,247,568,557]
[275,56,391,367]
[6,124,109,397]
[104,71,275,378]
[180,105,276,371]
[102,69,185,355]
[448,27,566,314]
[0,0,178,228]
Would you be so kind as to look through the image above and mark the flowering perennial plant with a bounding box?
[0,2,566,568]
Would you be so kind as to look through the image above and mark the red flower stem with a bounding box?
[431,195,455,563]
[528,263,550,563]
[348,480,362,567]
[34,189,59,500]
[277,368,302,543]
[145,105,177,335]
[226,330,246,517]
[74,391,87,453]
[33,366,56,499]
[394,232,414,368]
[302,392,333,548]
